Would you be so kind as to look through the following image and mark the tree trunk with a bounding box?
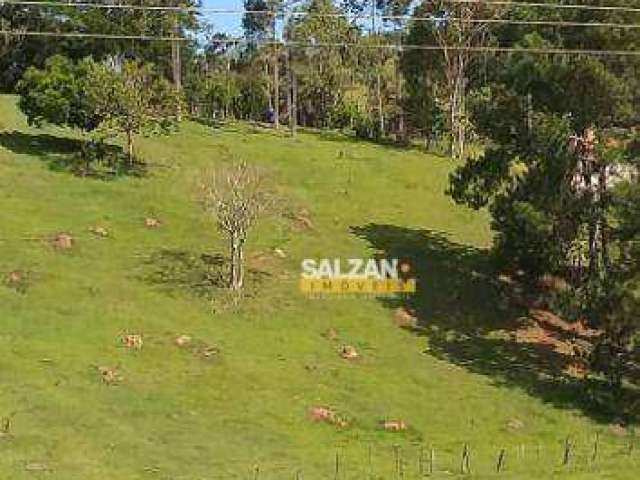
[396,61,405,141]
[377,76,384,136]
[126,131,134,164]
[265,62,272,110]
[599,162,610,275]
[291,66,298,135]
[449,87,458,158]
[237,240,244,289]
[457,74,466,158]
[229,230,246,291]
[230,232,240,290]
[444,51,467,160]
[287,47,297,136]
[273,50,280,128]
[453,53,466,159]
[525,92,533,131]
[172,14,182,122]
[583,158,599,279]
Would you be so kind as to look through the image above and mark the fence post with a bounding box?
[429,447,435,475]
[461,443,471,474]
[592,433,599,463]
[563,437,572,466]
[496,448,506,473]
[393,444,401,480]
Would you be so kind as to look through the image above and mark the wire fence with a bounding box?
[224,436,640,480]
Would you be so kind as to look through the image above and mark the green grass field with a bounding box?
[0,95,637,479]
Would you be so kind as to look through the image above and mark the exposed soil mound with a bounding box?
[50,233,74,251]
[122,334,143,350]
[340,345,359,360]
[393,307,418,329]
[309,406,348,427]
[144,217,161,228]
[380,419,407,432]
[89,226,109,237]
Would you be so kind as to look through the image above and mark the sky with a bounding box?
[200,0,245,36]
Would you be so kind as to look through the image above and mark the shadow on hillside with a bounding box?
[0,130,83,155]
[351,223,636,424]
[140,249,227,299]
[194,117,278,134]
[0,131,146,179]
[316,129,422,152]
[139,248,271,299]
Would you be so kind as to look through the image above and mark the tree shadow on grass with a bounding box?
[0,131,146,180]
[139,248,271,300]
[0,130,83,155]
[351,223,638,424]
[314,128,420,152]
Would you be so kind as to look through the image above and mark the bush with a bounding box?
[353,114,381,140]
[17,55,98,131]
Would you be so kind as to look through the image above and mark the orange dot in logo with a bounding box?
[400,263,411,274]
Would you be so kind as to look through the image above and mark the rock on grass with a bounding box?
[340,345,359,360]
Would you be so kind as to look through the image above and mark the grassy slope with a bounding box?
[0,95,635,479]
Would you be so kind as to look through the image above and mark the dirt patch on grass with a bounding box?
[284,208,314,232]
[393,307,418,329]
[50,233,74,251]
[122,334,143,350]
[89,226,109,237]
[322,327,338,341]
[513,309,601,378]
[309,406,348,427]
[144,217,161,228]
[340,345,359,360]
[380,419,407,432]
[96,366,122,385]
[4,270,29,293]
[174,334,221,361]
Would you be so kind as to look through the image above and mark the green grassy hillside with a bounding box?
[0,95,636,479]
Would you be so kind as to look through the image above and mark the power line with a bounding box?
[0,30,187,41]
[2,1,191,12]
[237,40,640,57]
[5,0,640,15]
[390,17,640,29]
[4,1,640,31]
[444,0,640,14]
[212,10,640,31]
[2,29,639,57]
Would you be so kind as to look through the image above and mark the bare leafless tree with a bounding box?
[198,162,271,291]
[430,1,501,159]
